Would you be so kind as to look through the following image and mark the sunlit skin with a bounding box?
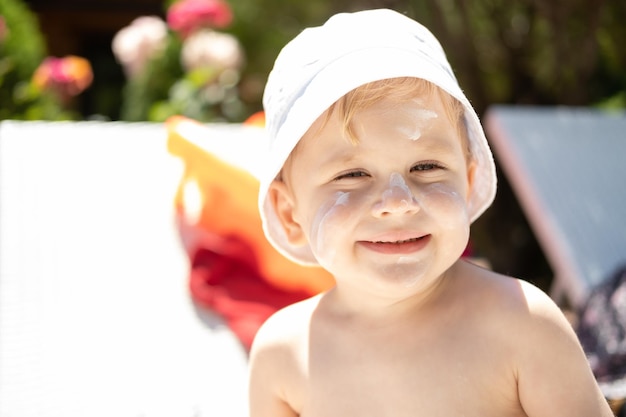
[249,88,612,417]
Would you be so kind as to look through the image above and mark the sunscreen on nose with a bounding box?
[380,173,417,211]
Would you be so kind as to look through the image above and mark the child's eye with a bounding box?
[411,162,444,172]
[334,170,368,181]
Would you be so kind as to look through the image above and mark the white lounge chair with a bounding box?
[0,121,251,417]
[485,106,626,308]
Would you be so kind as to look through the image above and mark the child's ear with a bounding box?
[268,180,307,246]
[465,160,477,201]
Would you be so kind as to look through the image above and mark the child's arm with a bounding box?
[248,349,298,417]
[248,314,300,417]
[515,282,613,416]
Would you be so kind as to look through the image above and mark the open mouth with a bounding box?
[374,237,424,244]
[359,235,430,254]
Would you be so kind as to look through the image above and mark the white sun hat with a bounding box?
[259,8,497,265]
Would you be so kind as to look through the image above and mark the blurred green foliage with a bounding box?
[122,0,624,122]
[229,0,626,114]
[119,34,185,121]
[0,0,77,120]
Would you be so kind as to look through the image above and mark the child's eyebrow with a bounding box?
[319,151,361,167]
[420,140,457,153]
[412,134,462,154]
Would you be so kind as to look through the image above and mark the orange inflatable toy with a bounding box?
[166,115,334,349]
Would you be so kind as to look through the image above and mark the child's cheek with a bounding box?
[420,183,470,231]
[308,191,353,268]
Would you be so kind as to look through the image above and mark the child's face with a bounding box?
[272,91,475,298]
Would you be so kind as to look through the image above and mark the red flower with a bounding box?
[167,0,233,37]
[32,55,93,97]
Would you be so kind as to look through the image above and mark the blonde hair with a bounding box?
[282,77,472,181]
[326,77,471,159]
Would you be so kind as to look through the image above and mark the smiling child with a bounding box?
[248,9,612,417]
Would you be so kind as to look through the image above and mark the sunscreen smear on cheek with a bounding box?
[420,183,469,229]
[309,191,351,267]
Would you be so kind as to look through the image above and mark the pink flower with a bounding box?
[180,29,244,74]
[32,55,93,97]
[167,0,233,37]
[112,16,168,78]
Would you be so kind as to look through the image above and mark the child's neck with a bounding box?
[321,265,458,323]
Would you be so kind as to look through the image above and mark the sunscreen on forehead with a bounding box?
[396,100,438,141]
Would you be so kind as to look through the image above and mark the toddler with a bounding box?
[249,9,612,417]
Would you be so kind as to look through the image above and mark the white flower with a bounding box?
[112,16,168,78]
[180,29,244,74]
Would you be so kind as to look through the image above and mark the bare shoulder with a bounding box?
[250,294,321,374]
[451,262,576,358]
[457,262,612,416]
[461,262,577,350]
[248,295,322,417]
[456,261,566,324]
[251,294,320,353]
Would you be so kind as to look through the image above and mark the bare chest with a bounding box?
[289,324,526,417]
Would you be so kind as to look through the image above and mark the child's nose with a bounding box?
[372,173,420,217]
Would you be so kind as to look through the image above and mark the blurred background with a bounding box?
[1,0,625,302]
